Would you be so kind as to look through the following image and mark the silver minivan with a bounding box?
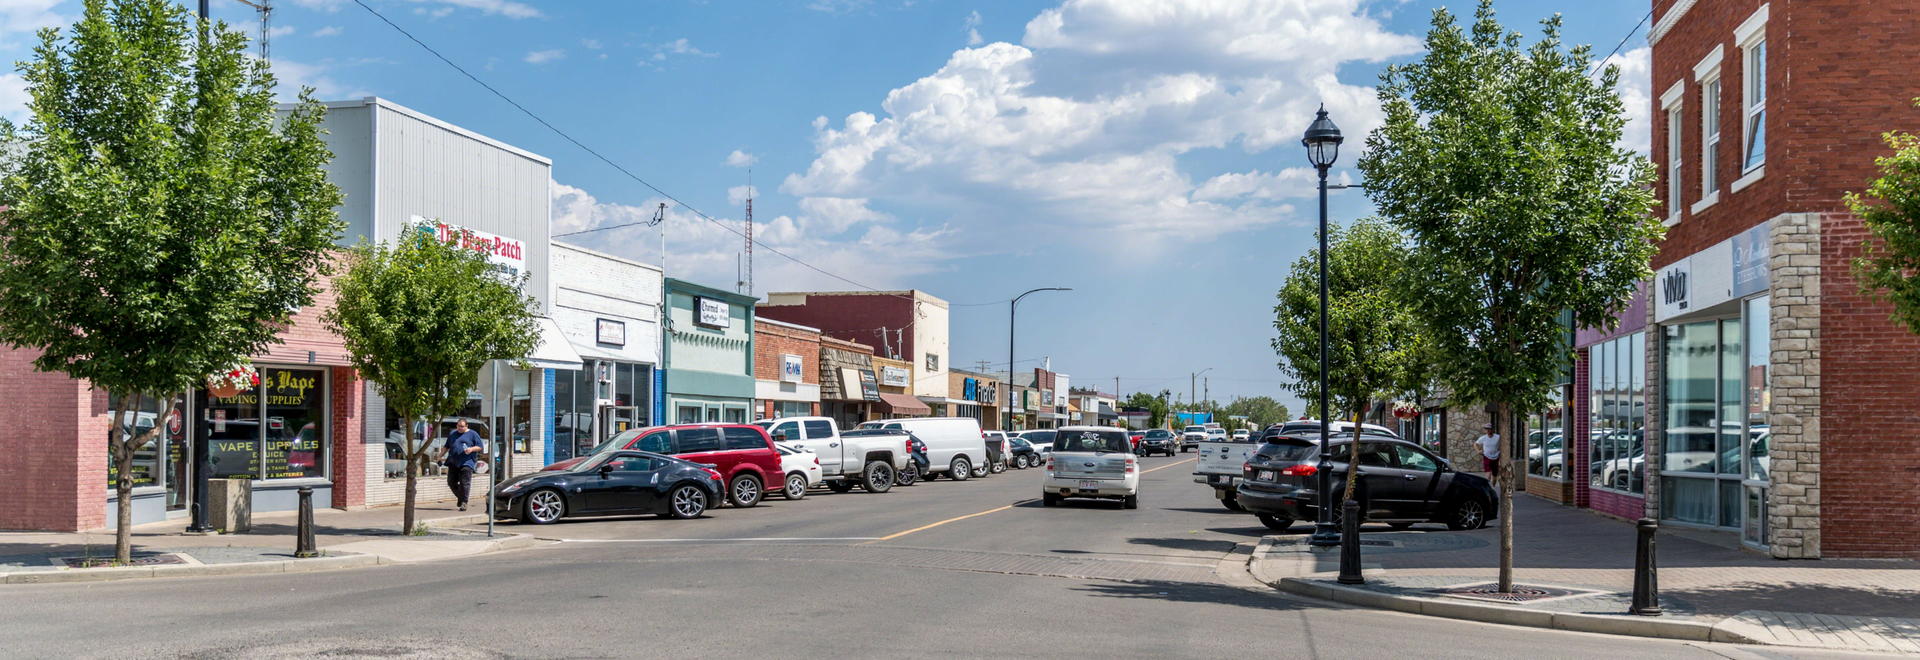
[860,417,989,481]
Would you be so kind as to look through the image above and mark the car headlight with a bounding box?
[500,480,534,493]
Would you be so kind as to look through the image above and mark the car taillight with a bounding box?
[1125,458,1136,474]
[1243,461,1253,475]
[1281,464,1315,476]
[813,457,820,466]
[1045,457,1054,471]
[703,468,724,481]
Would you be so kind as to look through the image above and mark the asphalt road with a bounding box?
[0,453,1889,659]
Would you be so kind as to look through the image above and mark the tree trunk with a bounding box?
[1342,409,1364,505]
[1497,400,1516,593]
[401,404,417,534]
[110,392,135,565]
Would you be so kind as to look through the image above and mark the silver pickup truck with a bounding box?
[1193,430,1259,511]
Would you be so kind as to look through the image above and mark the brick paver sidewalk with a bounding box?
[1252,494,1920,652]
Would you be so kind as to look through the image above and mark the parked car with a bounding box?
[544,423,783,508]
[985,430,1011,474]
[1236,432,1497,532]
[1008,436,1040,468]
[860,417,989,482]
[1278,419,1400,438]
[1138,429,1178,457]
[1180,425,1208,452]
[495,450,724,524]
[755,416,906,493]
[773,442,823,500]
[1020,429,1057,456]
[902,433,930,485]
[1042,426,1139,509]
[1232,429,1251,441]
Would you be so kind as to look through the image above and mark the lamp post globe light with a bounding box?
[1302,105,1343,548]
[1008,288,1071,433]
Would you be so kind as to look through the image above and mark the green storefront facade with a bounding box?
[661,279,757,425]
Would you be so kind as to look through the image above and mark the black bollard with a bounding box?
[1630,518,1661,615]
[1337,500,1364,584]
[294,486,318,559]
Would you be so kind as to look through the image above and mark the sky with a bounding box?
[0,0,1653,415]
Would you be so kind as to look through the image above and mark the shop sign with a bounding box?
[881,366,910,387]
[1042,390,1054,406]
[781,354,804,383]
[963,378,978,400]
[1730,223,1771,298]
[696,297,731,328]
[857,369,881,402]
[596,318,626,346]
[409,216,525,280]
[980,381,997,404]
[1657,259,1692,320]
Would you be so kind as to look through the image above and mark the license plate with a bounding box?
[1258,470,1276,482]
[1078,481,1100,489]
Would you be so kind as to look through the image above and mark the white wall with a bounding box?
[551,242,662,366]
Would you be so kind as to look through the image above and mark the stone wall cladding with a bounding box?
[1818,211,1920,559]
[1769,212,1822,558]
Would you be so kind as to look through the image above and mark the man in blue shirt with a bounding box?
[441,419,485,511]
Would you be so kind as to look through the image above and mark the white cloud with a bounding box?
[0,72,29,123]
[311,26,341,37]
[581,38,601,49]
[524,49,564,64]
[0,0,62,43]
[780,0,1418,253]
[292,0,539,18]
[1601,47,1652,156]
[807,0,872,12]
[965,10,983,46]
[725,150,757,167]
[268,57,370,100]
[656,38,714,57]
[269,25,297,38]
[551,182,947,294]
[727,185,759,206]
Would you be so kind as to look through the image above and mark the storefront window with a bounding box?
[551,361,652,463]
[1660,305,1769,536]
[1589,333,1647,495]
[1746,296,1770,483]
[1663,322,1718,474]
[197,367,328,481]
[1526,387,1566,479]
[206,388,261,480]
[106,393,175,490]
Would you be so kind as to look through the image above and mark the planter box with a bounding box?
[208,478,252,533]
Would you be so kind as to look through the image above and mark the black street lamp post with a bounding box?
[1302,105,1344,548]
[1008,287,1071,432]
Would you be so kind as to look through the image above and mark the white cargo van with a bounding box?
[859,417,989,481]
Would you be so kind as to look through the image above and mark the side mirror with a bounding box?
[599,464,614,478]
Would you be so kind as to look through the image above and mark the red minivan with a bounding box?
[543,423,783,508]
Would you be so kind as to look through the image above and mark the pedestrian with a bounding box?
[1476,422,1501,477]
[440,419,485,511]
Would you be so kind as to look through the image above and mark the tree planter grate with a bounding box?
[1428,583,1591,603]
[60,552,188,568]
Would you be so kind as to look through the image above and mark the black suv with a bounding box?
[1138,429,1177,456]
[1235,433,1497,533]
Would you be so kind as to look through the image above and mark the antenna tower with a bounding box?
[742,169,754,296]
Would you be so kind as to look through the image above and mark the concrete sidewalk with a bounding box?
[0,501,532,584]
[1247,495,1920,653]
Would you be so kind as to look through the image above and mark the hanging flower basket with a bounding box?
[207,364,261,399]
[1544,403,1564,420]
[1392,401,1421,420]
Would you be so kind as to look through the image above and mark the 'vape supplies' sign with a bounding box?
[410,216,526,279]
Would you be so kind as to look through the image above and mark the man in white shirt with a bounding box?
[1475,423,1502,477]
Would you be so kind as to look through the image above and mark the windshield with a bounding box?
[1055,430,1131,453]
[1146,430,1171,439]
[1184,426,1205,433]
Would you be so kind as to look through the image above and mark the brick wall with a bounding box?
[759,294,915,361]
[753,322,821,384]
[0,347,102,531]
[330,366,366,509]
[1818,212,1920,559]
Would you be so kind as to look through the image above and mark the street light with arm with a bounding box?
[1302,105,1344,548]
[1190,367,1213,425]
[1008,288,1071,432]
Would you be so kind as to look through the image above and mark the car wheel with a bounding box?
[1256,513,1294,531]
[862,461,895,493]
[895,462,920,486]
[1042,492,1059,507]
[1388,522,1415,530]
[1122,494,1139,510]
[1447,497,1489,531]
[728,474,763,508]
[782,473,809,500]
[991,459,1007,474]
[665,484,708,519]
[521,488,566,525]
[827,480,855,493]
[949,457,972,481]
[1014,455,1029,469]
[1221,495,1243,512]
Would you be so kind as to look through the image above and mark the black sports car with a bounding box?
[494,450,724,524]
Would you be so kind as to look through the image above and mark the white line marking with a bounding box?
[552,537,883,543]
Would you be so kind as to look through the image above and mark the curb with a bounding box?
[1247,538,1757,645]
[0,532,534,586]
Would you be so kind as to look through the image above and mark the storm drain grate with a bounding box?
[1272,537,1396,547]
[1428,583,1591,603]
[59,552,187,568]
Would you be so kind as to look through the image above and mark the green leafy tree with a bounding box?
[1272,217,1421,509]
[1357,1,1661,591]
[1223,395,1289,430]
[0,0,342,563]
[1847,100,1920,335]
[324,228,542,532]
[1124,390,1172,428]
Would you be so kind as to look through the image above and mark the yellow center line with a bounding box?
[868,500,1036,543]
[1140,457,1196,474]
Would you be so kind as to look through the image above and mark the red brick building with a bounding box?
[754,319,821,420]
[1577,0,1920,558]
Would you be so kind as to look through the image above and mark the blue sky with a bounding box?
[0,0,1652,414]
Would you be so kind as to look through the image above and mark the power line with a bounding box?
[347,0,958,305]
[1593,10,1653,74]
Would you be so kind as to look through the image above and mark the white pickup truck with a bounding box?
[1193,429,1260,511]
[755,416,911,493]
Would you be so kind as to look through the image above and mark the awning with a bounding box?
[1067,401,1083,413]
[876,392,931,415]
[525,317,585,370]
